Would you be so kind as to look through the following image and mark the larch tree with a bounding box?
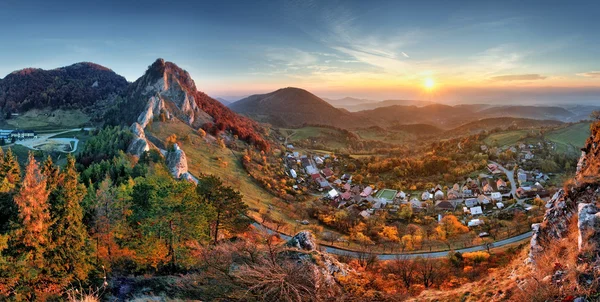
[47,156,92,287]
[10,153,52,297]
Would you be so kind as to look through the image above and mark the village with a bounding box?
[283,140,554,232]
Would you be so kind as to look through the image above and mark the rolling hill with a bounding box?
[478,105,575,121]
[230,87,372,128]
[448,117,565,135]
[0,62,128,114]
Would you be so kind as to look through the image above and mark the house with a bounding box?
[452,183,460,191]
[524,151,534,160]
[341,174,351,181]
[327,189,339,199]
[361,186,373,197]
[421,191,432,201]
[434,190,444,200]
[465,198,479,207]
[316,177,330,189]
[483,184,494,194]
[447,189,460,200]
[435,200,454,210]
[350,186,361,195]
[396,191,406,200]
[468,219,484,227]
[490,192,502,202]
[477,195,491,205]
[487,164,498,172]
[306,165,319,175]
[322,168,334,179]
[314,156,324,165]
[496,179,507,190]
[434,184,443,193]
[343,183,351,192]
[340,191,352,201]
[470,206,483,215]
[301,157,311,168]
[333,179,342,185]
[496,202,505,209]
[359,210,371,219]
[409,198,422,209]
[517,172,528,183]
[286,144,294,149]
[290,169,297,178]
[10,130,36,140]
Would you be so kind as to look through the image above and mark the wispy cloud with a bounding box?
[490,74,547,82]
[265,47,318,66]
[577,71,600,78]
[401,52,410,58]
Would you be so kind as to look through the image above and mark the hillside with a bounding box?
[478,105,575,121]
[0,62,128,114]
[342,99,431,111]
[354,103,474,129]
[230,87,370,128]
[448,117,565,134]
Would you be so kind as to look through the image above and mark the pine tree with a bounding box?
[41,155,61,193]
[47,156,92,287]
[2,148,20,188]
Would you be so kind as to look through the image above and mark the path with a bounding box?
[253,222,532,259]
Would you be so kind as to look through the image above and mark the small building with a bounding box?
[470,206,483,215]
[9,130,36,140]
[496,202,505,209]
[468,219,484,227]
[435,200,454,210]
[490,192,502,202]
[483,184,494,194]
[360,186,373,197]
[327,189,339,199]
[322,168,334,179]
[434,190,444,200]
[477,195,491,205]
[465,198,479,207]
[421,191,432,201]
[496,179,507,190]
[290,169,297,178]
[397,191,406,200]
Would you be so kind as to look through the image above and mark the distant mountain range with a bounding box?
[321,97,432,111]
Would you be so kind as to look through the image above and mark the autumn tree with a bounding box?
[9,153,52,298]
[436,215,469,249]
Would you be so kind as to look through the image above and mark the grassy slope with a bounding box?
[545,122,590,154]
[2,109,90,130]
[146,120,301,225]
[483,130,531,146]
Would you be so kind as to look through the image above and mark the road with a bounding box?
[253,222,532,259]
[489,161,526,205]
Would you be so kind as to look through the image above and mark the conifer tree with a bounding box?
[10,153,51,297]
[41,155,61,193]
[47,155,92,287]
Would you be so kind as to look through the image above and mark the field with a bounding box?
[545,122,591,154]
[354,127,412,144]
[483,129,532,146]
[375,188,397,200]
[2,109,91,130]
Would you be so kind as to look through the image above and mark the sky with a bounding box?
[1,0,600,104]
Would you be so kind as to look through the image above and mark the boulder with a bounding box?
[287,230,317,251]
[578,203,600,252]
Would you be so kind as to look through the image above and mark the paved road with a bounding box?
[253,222,532,259]
[489,161,526,205]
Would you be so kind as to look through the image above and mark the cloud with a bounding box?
[401,52,410,58]
[490,74,547,82]
[577,71,600,78]
[265,48,318,66]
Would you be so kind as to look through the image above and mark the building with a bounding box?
[470,206,483,215]
[465,198,478,207]
[421,191,432,201]
[490,192,502,202]
[434,190,444,200]
[290,169,297,178]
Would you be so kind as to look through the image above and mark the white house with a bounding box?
[290,169,297,178]
[421,191,432,201]
[470,206,483,215]
[328,189,339,199]
[468,219,484,227]
[465,198,478,207]
[434,190,444,200]
[490,192,502,202]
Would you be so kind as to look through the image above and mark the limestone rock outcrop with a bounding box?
[578,203,600,252]
[126,122,150,157]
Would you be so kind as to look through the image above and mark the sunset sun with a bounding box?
[424,77,435,90]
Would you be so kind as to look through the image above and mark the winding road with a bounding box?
[489,160,527,205]
[253,222,532,259]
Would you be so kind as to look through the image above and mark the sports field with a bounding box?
[375,189,398,200]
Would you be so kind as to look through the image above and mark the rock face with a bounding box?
[578,203,600,252]
[126,122,150,157]
[287,231,318,251]
[129,58,214,130]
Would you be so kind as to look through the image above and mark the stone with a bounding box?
[287,230,317,251]
[578,203,600,252]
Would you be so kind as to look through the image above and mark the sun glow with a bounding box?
[424,77,435,90]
